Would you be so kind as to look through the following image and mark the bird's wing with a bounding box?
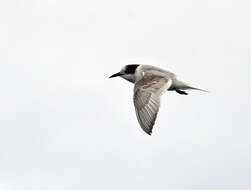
[133,72,172,135]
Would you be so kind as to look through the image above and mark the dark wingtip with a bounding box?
[146,130,152,136]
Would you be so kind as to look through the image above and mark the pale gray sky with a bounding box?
[1,0,251,189]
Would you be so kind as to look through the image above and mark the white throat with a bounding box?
[121,74,135,83]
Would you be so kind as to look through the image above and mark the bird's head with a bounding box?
[109,64,140,83]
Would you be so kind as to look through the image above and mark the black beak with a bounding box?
[109,72,122,78]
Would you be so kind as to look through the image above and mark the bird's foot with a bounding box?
[175,89,188,95]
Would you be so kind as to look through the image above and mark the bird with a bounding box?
[109,64,207,135]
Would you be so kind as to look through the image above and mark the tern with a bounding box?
[109,64,207,135]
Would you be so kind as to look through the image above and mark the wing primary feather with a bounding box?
[133,72,172,135]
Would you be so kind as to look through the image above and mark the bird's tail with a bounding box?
[172,79,209,93]
[186,86,209,93]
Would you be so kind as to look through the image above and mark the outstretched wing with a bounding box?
[133,73,172,135]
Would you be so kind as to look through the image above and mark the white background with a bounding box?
[1,0,251,189]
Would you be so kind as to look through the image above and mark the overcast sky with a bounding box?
[1,0,251,189]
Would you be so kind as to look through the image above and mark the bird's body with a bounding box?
[109,64,207,135]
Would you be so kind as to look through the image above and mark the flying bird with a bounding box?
[109,64,207,135]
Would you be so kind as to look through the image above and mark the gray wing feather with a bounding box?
[133,72,172,135]
[140,65,176,79]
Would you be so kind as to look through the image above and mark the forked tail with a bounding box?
[172,79,209,93]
